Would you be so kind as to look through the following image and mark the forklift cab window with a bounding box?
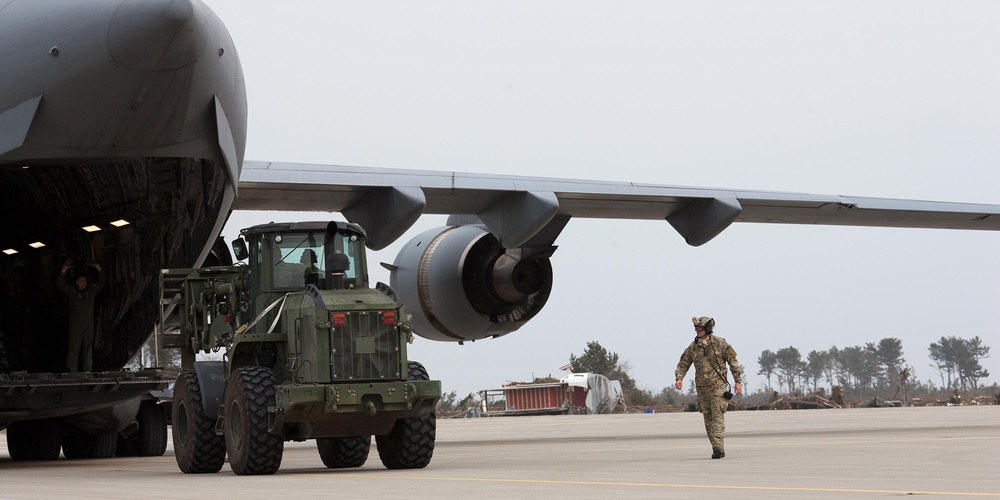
[328,230,367,288]
[271,232,324,289]
[328,234,354,278]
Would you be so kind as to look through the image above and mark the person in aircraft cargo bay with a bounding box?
[58,258,105,372]
[674,316,743,459]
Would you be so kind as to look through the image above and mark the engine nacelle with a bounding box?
[389,225,553,342]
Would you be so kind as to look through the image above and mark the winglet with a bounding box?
[667,196,743,246]
[343,186,427,250]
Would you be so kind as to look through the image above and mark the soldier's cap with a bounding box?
[692,316,715,328]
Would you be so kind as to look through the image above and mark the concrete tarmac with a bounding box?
[1,405,997,499]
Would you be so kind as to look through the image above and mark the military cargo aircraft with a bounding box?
[1,0,998,460]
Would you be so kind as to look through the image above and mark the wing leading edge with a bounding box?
[234,160,1000,249]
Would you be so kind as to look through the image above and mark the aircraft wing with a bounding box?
[234,160,1000,250]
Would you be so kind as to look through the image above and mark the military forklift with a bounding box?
[159,221,441,475]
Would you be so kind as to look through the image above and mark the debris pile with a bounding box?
[744,394,840,410]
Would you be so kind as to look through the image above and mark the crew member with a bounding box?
[301,249,322,286]
[57,259,105,372]
[674,316,743,459]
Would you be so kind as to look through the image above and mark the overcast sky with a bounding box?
[206,0,999,398]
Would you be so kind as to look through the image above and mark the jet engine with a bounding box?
[389,225,553,342]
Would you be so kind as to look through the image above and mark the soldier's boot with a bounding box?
[707,425,725,459]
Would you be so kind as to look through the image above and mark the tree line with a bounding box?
[756,336,991,397]
[437,336,994,413]
[928,336,991,392]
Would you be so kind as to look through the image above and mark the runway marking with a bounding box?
[10,461,998,498]
[429,434,1000,458]
[289,473,1000,497]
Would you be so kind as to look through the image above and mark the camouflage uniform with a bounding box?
[675,334,742,456]
[57,269,105,372]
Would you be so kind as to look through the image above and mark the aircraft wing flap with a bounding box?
[737,194,1000,231]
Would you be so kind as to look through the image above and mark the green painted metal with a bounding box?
[161,220,441,449]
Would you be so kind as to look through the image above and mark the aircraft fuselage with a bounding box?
[0,0,244,394]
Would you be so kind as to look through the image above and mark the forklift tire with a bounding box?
[225,366,284,475]
[172,370,226,473]
[375,361,436,469]
[317,436,371,468]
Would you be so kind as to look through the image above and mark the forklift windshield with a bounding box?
[271,229,364,289]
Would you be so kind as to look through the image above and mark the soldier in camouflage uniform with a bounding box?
[57,259,105,372]
[674,316,743,459]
